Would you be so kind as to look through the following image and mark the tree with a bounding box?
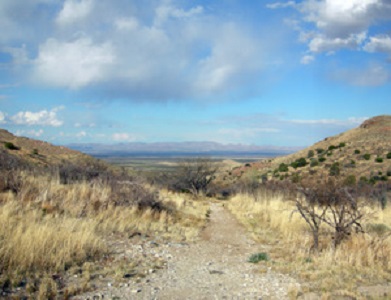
[172,158,218,196]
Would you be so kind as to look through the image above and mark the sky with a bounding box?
[0,0,390,148]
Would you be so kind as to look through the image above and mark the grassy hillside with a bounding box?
[229,115,391,185]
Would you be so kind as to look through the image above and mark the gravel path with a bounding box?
[74,202,300,299]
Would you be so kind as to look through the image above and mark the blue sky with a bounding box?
[0,0,390,147]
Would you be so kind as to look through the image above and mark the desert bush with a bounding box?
[338,142,346,148]
[354,149,361,154]
[387,152,391,159]
[4,142,19,150]
[363,153,371,160]
[307,150,314,158]
[316,148,324,154]
[291,158,307,169]
[376,157,383,163]
[169,158,218,196]
[318,157,326,163]
[344,175,356,186]
[248,252,269,263]
[278,163,289,172]
[310,159,319,167]
[328,145,337,151]
[329,162,340,176]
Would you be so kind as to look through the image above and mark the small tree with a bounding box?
[172,158,218,196]
[307,150,315,158]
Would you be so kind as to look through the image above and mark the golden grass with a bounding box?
[228,190,391,296]
[0,172,209,297]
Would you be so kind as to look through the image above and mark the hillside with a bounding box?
[231,115,391,184]
[0,129,93,167]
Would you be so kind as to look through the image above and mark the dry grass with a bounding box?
[0,171,209,297]
[228,190,391,296]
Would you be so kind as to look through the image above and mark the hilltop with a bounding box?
[230,115,391,184]
[0,129,94,167]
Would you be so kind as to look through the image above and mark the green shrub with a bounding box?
[327,151,333,156]
[350,160,355,165]
[316,148,324,154]
[387,170,391,177]
[363,153,371,160]
[328,145,337,151]
[338,142,346,148]
[4,142,20,150]
[291,173,301,183]
[32,149,39,155]
[387,152,391,159]
[278,163,289,172]
[318,157,326,162]
[329,162,340,176]
[359,176,368,183]
[248,252,269,263]
[307,150,314,158]
[354,149,361,154]
[376,157,383,163]
[310,159,319,167]
[344,175,356,186]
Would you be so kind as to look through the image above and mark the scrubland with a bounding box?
[0,168,209,298]
[228,185,391,297]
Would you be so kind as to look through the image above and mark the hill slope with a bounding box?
[231,115,391,184]
[0,129,93,167]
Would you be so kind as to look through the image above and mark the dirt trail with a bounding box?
[76,202,299,299]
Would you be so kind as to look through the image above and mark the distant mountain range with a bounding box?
[67,141,302,157]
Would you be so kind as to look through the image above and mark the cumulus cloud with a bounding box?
[56,0,94,26]
[12,0,267,100]
[364,34,391,57]
[272,0,391,61]
[10,107,64,127]
[76,131,87,138]
[34,38,114,89]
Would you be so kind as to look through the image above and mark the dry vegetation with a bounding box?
[0,149,209,298]
[228,181,391,297]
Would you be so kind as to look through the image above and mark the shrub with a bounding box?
[387,152,391,159]
[363,153,371,160]
[387,170,391,177]
[248,252,269,263]
[307,150,314,158]
[318,157,326,162]
[4,142,19,150]
[316,148,324,154]
[278,163,289,172]
[329,162,340,176]
[344,175,356,186]
[376,157,383,163]
[354,149,361,154]
[328,145,337,151]
[310,159,319,167]
[327,151,333,156]
[338,142,346,148]
[291,157,307,169]
[32,148,39,155]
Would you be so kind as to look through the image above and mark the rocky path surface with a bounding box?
[74,202,299,299]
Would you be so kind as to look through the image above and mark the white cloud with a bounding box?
[300,54,315,64]
[34,38,114,89]
[112,133,138,142]
[364,35,391,56]
[76,131,87,138]
[266,1,296,9]
[10,107,64,127]
[0,111,6,123]
[115,17,139,31]
[274,0,391,60]
[154,3,203,26]
[56,0,94,26]
[15,129,44,137]
[308,32,366,53]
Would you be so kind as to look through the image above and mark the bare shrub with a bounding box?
[170,158,218,196]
